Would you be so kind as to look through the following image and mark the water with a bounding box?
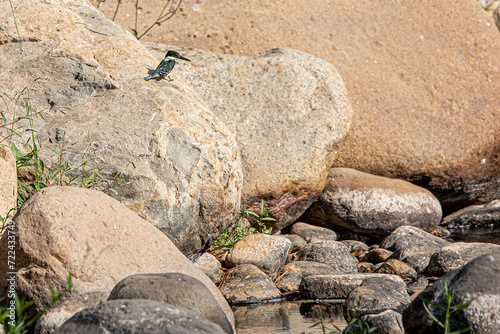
[234,301,347,334]
[449,226,500,244]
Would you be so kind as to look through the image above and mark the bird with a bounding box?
[144,50,191,81]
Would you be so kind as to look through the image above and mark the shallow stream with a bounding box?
[234,301,347,334]
[232,227,500,333]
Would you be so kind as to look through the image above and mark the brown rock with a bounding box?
[0,187,234,328]
[0,138,17,220]
[104,0,500,212]
[361,248,393,264]
[274,271,302,293]
[374,259,418,281]
[357,262,375,273]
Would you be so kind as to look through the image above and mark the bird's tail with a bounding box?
[143,75,152,81]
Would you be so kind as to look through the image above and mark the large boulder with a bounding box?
[0,187,234,328]
[0,0,242,258]
[107,273,233,334]
[301,168,442,239]
[0,138,17,220]
[111,0,500,213]
[404,254,500,333]
[145,43,354,230]
[56,299,225,334]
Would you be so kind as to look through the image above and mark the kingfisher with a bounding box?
[144,50,191,81]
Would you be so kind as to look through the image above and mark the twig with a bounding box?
[112,0,121,21]
[137,0,183,40]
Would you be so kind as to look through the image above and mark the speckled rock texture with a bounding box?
[219,264,281,304]
[381,225,450,259]
[297,240,358,274]
[404,254,500,334]
[0,0,243,258]
[144,42,354,231]
[0,187,234,328]
[225,234,291,279]
[426,242,500,276]
[56,299,225,334]
[119,0,500,213]
[107,273,233,334]
[302,168,442,239]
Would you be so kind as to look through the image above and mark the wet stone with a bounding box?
[300,273,389,299]
[219,264,282,304]
[274,270,302,293]
[344,275,411,320]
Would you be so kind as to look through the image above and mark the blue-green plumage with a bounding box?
[144,50,191,81]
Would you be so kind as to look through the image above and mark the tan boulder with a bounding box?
[144,43,354,230]
[302,168,443,239]
[0,0,242,258]
[0,186,234,328]
[108,0,500,212]
[0,138,16,220]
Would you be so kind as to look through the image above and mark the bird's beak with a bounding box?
[178,55,191,62]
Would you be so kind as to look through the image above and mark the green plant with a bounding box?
[0,0,124,234]
[420,281,472,334]
[210,200,276,250]
[243,199,275,234]
[0,275,73,334]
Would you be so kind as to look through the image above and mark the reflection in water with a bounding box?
[449,226,500,244]
[234,301,347,334]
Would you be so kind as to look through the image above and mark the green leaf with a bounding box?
[245,211,259,217]
[422,301,445,328]
[131,29,138,37]
[449,327,471,334]
[450,300,473,312]
[420,296,446,310]
[261,217,276,221]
